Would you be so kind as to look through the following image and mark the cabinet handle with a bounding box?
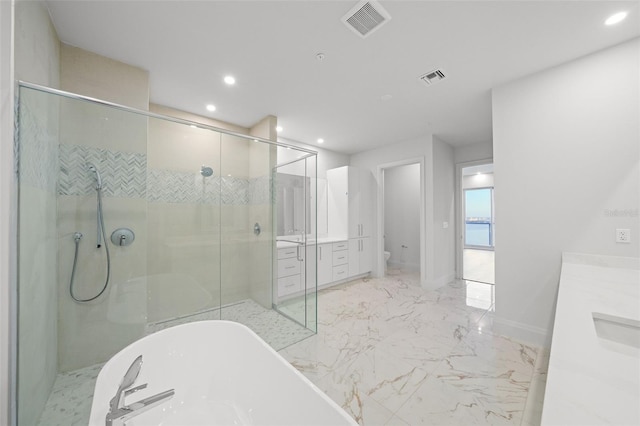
[319,246,322,260]
[285,266,296,270]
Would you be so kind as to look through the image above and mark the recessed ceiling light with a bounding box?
[276,126,283,133]
[605,11,628,26]
[317,138,324,144]
[206,104,216,112]
[224,75,236,85]
[381,94,393,101]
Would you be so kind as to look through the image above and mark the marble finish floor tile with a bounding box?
[36,299,314,425]
[279,267,546,425]
[463,248,495,285]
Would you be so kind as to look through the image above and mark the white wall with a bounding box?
[278,137,349,179]
[454,141,493,164]
[492,37,640,347]
[463,173,494,190]
[0,1,14,423]
[350,135,456,288]
[384,163,421,270]
[432,137,456,284]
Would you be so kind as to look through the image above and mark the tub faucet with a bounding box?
[106,355,175,426]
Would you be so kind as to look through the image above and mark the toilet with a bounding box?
[384,251,391,267]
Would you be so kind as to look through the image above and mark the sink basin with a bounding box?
[592,312,640,350]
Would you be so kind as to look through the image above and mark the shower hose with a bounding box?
[69,187,111,302]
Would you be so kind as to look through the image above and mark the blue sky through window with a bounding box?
[465,188,492,218]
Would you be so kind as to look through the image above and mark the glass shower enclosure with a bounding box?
[15,82,317,426]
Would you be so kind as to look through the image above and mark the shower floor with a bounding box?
[35,299,315,426]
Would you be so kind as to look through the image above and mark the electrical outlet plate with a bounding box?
[616,229,631,243]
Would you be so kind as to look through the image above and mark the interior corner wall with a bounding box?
[492,37,640,347]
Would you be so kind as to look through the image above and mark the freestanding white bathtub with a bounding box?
[89,320,356,425]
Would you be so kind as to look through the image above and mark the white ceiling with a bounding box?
[46,1,639,154]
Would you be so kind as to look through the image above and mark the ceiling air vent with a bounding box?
[419,69,447,86]
[342,1,391,39]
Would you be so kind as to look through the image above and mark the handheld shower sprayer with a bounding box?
[87,163,103,190]
[69,163,111,303]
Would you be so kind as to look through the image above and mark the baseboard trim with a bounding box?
[423,271,456,290]
[492,316,551,348]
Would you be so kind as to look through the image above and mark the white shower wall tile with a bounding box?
[17,98,59,192]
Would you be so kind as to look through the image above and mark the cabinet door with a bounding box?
[306,244,317,289]
[327,167,349,238]
[348,167,360,238]
[318,244,333,286]
[359,237,372,274]
[348,239,360,277]
[359,169,372,238]
[348,237,372,277]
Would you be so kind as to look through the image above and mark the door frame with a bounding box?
[455,158,493,280]
[376,157,426,285]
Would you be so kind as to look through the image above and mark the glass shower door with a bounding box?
[273,150,317,332]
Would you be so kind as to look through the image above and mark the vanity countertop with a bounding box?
[541,252,640,425]
[276,237,347,249]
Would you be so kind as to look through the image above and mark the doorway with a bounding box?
[457,162,495,284]
[376,158,425,285]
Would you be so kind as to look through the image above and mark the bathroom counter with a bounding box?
[541,252,640,425]
[276,237,347,249]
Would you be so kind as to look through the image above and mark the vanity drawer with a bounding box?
[332,264,349,281]
[332,241,348,251]
[278,257,301,278]
[332,250,348,266]
[278,247,299,259]
[278,274,301,296]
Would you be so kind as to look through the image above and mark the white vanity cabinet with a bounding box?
[331,241,349,282]
[317,243,334,286]
[327,166,373,239]
[306,242,334,288]
[327,166,373,278]
[348,237,371,277]
[277,245,303,297]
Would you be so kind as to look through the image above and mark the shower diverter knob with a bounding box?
[111,228,135,247]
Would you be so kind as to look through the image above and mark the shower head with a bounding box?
[200,165,214,177]
[87,163,103,190]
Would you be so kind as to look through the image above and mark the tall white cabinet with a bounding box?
[327,166,373,278]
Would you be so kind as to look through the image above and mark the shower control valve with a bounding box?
[111,228,135,247]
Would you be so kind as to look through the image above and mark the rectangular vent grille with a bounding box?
[419,69,446,86]
[342,1,391,38]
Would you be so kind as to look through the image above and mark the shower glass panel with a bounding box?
[273,150,318,332]
[15,83,317,426]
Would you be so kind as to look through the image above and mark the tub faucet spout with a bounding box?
[105,388,175,426]
[106,355,174,426]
